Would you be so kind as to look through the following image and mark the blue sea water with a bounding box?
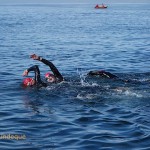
[0,3,150,150]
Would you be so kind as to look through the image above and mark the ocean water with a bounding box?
[0,3,150,150]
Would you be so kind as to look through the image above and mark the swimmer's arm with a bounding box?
[30,54,63,82]
[41,58,63,82]
[25,65,44,85]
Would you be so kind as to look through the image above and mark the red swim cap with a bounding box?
[45,72,52,78]
[23,78,34,86]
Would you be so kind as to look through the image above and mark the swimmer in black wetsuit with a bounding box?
[22,54,64,87]
[88,70,130,82]
[88,70,118,79]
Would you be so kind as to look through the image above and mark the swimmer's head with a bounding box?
[45,72,56,83]
[23,78,35,86]
[88,70,105,76]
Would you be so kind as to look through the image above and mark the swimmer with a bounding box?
[23,65,47,87]
[88,70,118,79]
[88,70,130,83]
[22,54,63,87]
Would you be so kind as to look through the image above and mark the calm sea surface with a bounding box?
[0,3,150,150]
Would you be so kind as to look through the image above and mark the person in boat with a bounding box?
[22,54,64,87]
[95,4,99,8]
[95,3,107,9]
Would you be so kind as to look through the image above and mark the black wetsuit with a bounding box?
[88,70,132,83]
[88,70,118,79]
[27,65,47,87]
[27,58,63,87]
[41,58,63,82]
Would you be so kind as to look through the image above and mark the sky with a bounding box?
[0,0,149,4]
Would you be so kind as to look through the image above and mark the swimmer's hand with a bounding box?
[22,70,28,76]
[30,54,40,60]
